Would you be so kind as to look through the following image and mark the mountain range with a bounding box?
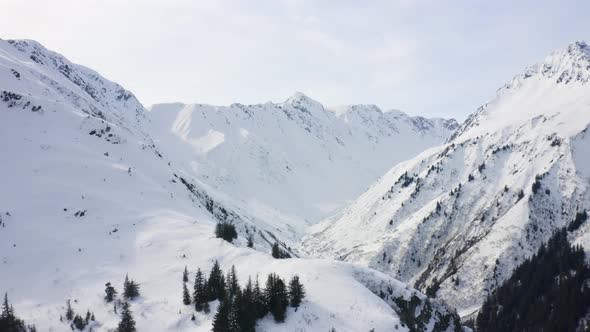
[2,37,590,331]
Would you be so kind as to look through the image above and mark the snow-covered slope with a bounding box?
[149,93,457,226]
[303,41,590,317]
[0,39,460,331]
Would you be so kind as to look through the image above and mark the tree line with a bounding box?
[0,293,36,332]
[476,217,590,332]
[183,261,305,331]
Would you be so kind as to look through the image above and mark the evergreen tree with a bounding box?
[271,243,281,259]
[253,276,267,319]
[193,268,207,312]
[65,300,74,321]
[117,302,137,332]
[228,294,241,332]
[183,266,189,283]
[105,282,117,302]
[226,265,240,299]
[265,273,289,323]
[288,275,305,308]
[1,293,14,322]
[183,282,192,305]
[85,310,91,325]
[215,222,238,243]
[123,274,140,300]
[568,210,588,232]
[239,277,257,332]
[208,261,225,301]
[211,295,230,332]
[0,293,29,332]
[72,314,86,330]
[271,242,291,259]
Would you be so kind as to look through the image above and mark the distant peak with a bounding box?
[283,92,328,116]
[285,91,317,105]
[567,40,588,52]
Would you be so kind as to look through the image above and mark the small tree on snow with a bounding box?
[182,282,192,305]
[193,268,207,311]
[117,302,136,332]
[65,300,74,321]
[288,275,305,308]
[123,274,140,300]
[105,282,117,302]
[182,266,189,283]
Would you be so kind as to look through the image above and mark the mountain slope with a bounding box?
[149,93,457,226]
[303,41,590,317]
[0,39,459,331]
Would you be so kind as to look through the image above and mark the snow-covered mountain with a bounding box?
[0,39,461,331]
[303,41,590,318]
[148,93,457,227]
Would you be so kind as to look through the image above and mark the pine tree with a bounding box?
[1,293,13,322]
[105,282,117,302]
[215,222,238,243]
[226,265,240,298]
[72,314,86,330]
[208,261,225,301]
[265,273,289,323]
[194,268,206,311]
[239,277,257,332]
[85,310,91,325]
[271,242,281,259]
[123,274,140,300]
[253,275,267,319]
[65,300,74,321]
[0,293,28,332]
[208,260,225,301]
[117,302,137,332]
[228,294,241,332]
[211,295,230,332]
[183,266,189,283]
[288,275,305,308]
[271,242,291,259]
[183,282,192,305]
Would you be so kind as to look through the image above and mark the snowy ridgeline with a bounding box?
[304,41,590,317]
[148,93,457,227]
[0,38,460,331]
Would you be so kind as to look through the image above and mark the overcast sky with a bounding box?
[2,0,588,120]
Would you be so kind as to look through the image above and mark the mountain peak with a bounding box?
[283,91,329,117]
[285,91,320,106]
[503,40,590,90]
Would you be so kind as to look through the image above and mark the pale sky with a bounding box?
[1,0,589,120]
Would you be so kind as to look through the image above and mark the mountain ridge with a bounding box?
[303,40,590,317]
[0,38,460,331]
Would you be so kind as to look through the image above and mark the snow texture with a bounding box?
[304,40,590,318]
[0,39,459,331]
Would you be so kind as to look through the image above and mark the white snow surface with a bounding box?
[0,39,460,331]
[148,93,457,226]
[304,40,590,317]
